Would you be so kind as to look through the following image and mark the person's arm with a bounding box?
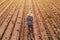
[31,17,33,21]
[26,17,28,22]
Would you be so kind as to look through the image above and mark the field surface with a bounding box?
[0,0,60,40]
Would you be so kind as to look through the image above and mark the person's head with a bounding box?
[27,13,33,17]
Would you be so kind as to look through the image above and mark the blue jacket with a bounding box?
[26,16,33,26]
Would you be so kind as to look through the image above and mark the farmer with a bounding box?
[26,14,33,32]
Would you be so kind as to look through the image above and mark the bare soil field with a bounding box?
[0,0,60,40]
